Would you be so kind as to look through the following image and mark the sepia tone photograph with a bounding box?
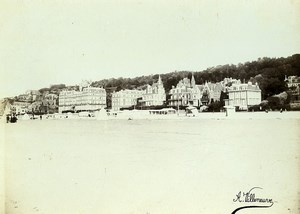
[0,0,300,213]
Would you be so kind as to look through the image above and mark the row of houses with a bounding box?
[168,76,261,111]
[13,75,300,114]
[57,75,262,113]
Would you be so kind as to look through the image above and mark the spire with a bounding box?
[158,75,162,85]
[191,73,196,87]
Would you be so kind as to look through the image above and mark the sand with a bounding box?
[2,112,300,214]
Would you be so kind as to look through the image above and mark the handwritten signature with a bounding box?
[231,187,274,214]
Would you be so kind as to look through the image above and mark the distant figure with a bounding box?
[10,115,17,123]
[265,109,268,113]
[6,115,10,123]
[280,108,283,113]
[40,115,42,120]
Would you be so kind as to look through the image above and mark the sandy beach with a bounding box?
[2,112,300,214]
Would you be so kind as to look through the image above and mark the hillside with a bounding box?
[91,54,300,100]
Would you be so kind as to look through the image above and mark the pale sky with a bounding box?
[0,0,299,98]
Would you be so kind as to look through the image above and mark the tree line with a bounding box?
[91,54,300,100]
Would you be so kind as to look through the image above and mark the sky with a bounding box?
[0,0,300,98]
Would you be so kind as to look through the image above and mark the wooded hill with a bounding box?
[91,54,300,100]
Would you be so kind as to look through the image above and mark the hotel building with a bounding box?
[224,81,262,110]
[111,89,143,111]
[58,87,106,113]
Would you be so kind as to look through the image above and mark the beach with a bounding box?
[2,112,300,214]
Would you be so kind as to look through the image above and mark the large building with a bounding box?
[140,75,166,107]
[58,87,106,113]
[168,75,202,107]
[11,101,31,115]
[111,89,143,111]
[224,81,261,110]
[168,75,227,107]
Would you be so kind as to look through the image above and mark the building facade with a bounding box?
[111,89,143,111]
[168,75,202,107]
[224,82,262,110]
[285,75,300,103]
[140,75,166,107]
[11,101,31,115]
[285,75,300,88]
[58,87,106,113]
[168,75,227,108]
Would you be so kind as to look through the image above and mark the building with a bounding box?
[58,87,106,113]
[168,75,202,107]
[25,90,41,102]
[11,101,31,115]
[168,75,227,108]
[105,86,118,110]
[285,75,300,103]
[45,93,58,101]
[16,94,32,102]
[140,75,166,107]
[285,75,300,88]
[111,89,143,111]
[224,81,262,110]
[197,82,225,106]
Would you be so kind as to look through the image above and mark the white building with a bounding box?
[111,89,143,111]
[58,87,106,113]
[140,75,166,107]
[45,93,58,101]
[224,82,262,110]
[11,101,31,115]
[168,75,202,107]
